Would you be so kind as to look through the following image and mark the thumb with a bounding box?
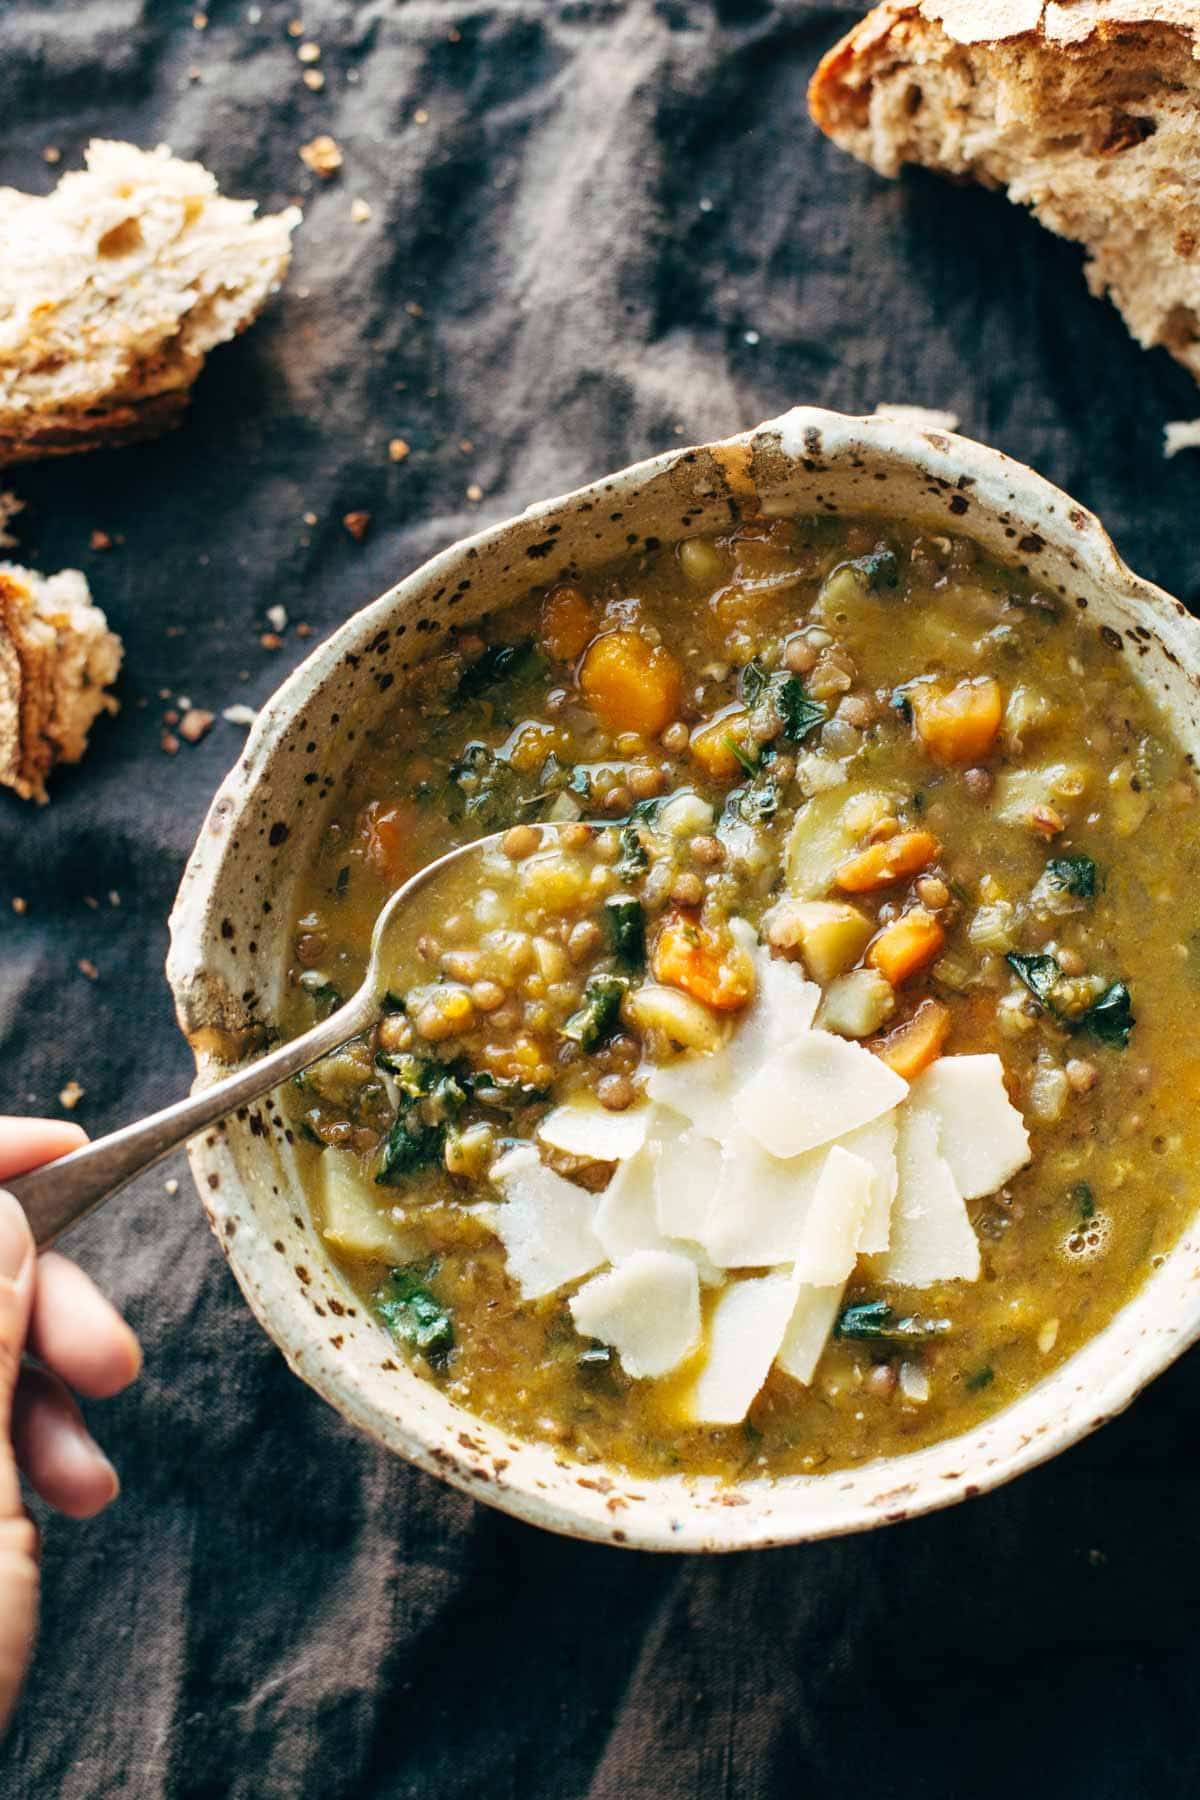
[0,1189,37,1737]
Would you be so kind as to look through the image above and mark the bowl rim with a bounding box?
[167,405,1200,1550]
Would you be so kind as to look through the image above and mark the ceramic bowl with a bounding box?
[166,406,1200,1550]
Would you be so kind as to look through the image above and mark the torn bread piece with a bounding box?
[0,140,300,464]
[0,563,122,802]
[809,2,1200,385]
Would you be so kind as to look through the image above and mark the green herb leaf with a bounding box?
[721,780,779,829]
[605,894,646,968]
[334,864,350,898]
[739,657,770,709]
[1045,855,1099,899]
[835,1300,952,1342]
[561,974,628,1051]
[775,676,826,743]
[1071,1181,1096,1223]
[1081,981,1134,1046]
[373,1263,454,1362]
[456,640,543,702]
[375,1112,445,1181]
[1005,952,1063,1008]
[853,546,900,591]
[723,732,759,777]
[965,1365,995,1393]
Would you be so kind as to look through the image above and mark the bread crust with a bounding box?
[809,1,1200,382]
[0,566,122,803]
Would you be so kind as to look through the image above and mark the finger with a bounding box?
[0,1192,35,1521]
[27,1254,141,1400]
[0,1514,38,1737]
[11,1365,118,1521]
[0,1120,87,1182]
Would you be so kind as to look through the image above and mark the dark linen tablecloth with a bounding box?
[2,3,1200,1795]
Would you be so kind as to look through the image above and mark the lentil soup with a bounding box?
[281,514,1200,1482]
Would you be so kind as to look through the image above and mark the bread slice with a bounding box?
[0,565,122,802]
[0,140,300,464]
[809,1,1200,383]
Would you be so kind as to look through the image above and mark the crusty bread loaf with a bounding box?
[809,1,1200,384]
[0,140,300,464]
[0,565,122,802]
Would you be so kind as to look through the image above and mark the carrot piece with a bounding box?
[357,800,423,886]
[579,630,683,737]
[910,678,1003,765]
[834,830,939,893]
[873,998,952,1079]
[866,908,945,985]
[652,912,754,1013]
[688,708,752,781]
[540,584,596,663]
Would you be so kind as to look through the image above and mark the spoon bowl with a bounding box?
[3,828,535,1247]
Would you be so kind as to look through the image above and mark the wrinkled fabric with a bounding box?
[1,1,1199,1795]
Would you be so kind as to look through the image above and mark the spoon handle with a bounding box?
[4,999,372,1249]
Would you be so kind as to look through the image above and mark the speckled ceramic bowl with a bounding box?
[167,407,1200,1550]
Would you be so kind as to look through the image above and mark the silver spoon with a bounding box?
[5,826,546,1248]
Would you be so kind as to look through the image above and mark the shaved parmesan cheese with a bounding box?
[537,1096,652,1162]
[489,1147,606,1298]
[874,1106,980,1287]
[646,1051,735,1138]
[651,1114,723,1242]
[910,1054,1030,1199]
[703,1128,824,1268]
[683,1272,797,1425]
[733,1032,907,1158]
[594,1149,663,1262]
[569,1251,701,1379]
[776,1282,845,1386]
[790,1145,874,1285]
[841,1114,899,1254]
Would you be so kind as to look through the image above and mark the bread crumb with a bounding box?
[78,959,99,980]
[84,894,99,910]
[350,197,372,224]
[288,17,304,34]
[267,604,288,632]
[161,731,180,754]
[163,708,180,726]
[165,1178,180,1196]
[89,529,114,552]
[299,134,342,178]
[222,703,258,727]
[302,510,318,525]
[342,510,371,541]
[466,483,483,503]
[405,301,423,318]
[193,11,208,27]
[180,707,215,743]
[11,897,27,915]
[458,438,474,454]
[260,632,283,651]
[389,437,410,462]
[414,108,430,125]
[448,25,461,41]
[298,40,320,60]
[873,403,961,432]
[0,490,23,550]
[296,622,314,638]
[59,1080,85,1110]
[1164,419,1200,458]
[303,69,326,90]
[42,146,61,165]
[108,891,121,907]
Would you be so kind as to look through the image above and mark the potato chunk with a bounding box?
[765,898,873,983]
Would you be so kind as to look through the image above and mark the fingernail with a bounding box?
[0,1188,32,1284]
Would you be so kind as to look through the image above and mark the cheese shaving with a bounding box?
[683,1272,798,1425]
[489,1146,606,1299]
[873,1106,981,1286]
[790,1145,875,1285]
[910,1054,1030,1199]
[569,1251,701,1379]
[733,1032,907,1158]
[537,1096,652,1162]
[776,1282,845,1386]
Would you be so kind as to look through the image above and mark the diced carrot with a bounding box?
[540,584,596,663]
[873,998,952,1079]
[579,630,683,737]
[834,830,939,893]
[866,908,945,985]
[357,800,423,886]
[652,912,754,1012]
[688,708,752,781]
[910,678,1003,765]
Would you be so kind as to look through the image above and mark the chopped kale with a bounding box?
[456,640,542,702]
[1045,855,1099,899]
[1072,1181,1096,1223]
[738,658,826,744]
[375,1111,445,1180]
[334,864,350,898]
[374,1049,436,1093]
[835,1300,951,1342]
[890,683,915,722]
[467,1073,550,1112]
[1006,953,1134,1046]
[723,732,760,777]
[605,894,646,968]
[617,820,650,881]
[380,991,407,1015]
[721,779,779,829]
[1081,981,1135,1046]
[561,974,628,1051]
[448,743,527,828]
[298,1119,326,1148]
[373,1263,454,1363]
[300,976,343,1018]
[373,1053,454,1180]
[965,1366,995,1393]
[852,546,900,591]
[1005,952,1062,1008]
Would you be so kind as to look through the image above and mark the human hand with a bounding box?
[0,1118,142,1736]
